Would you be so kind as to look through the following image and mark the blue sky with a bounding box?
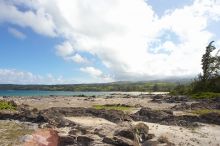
[0,0,220,84]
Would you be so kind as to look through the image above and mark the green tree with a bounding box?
[193,41,220,92]
[171,41,220,94]
[152,84,159,92]
[201,41,220,81]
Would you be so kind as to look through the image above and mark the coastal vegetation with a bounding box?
[0,81,178,92]
[171,41,220,98]
[0,100,16,110]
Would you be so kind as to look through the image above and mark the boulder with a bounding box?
[23,129,59,146]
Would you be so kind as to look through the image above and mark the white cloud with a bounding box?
[0,0,57,37]
[0,69,75,84]
[8,27,26,39]
[80,66,113,82]
[55,41,88,64]
[55,41,74,57]
[52,0,220,80]
[69,54,88,64]
[1,0,220,81]
[80,67,103,77]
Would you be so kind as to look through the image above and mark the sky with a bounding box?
[0,0,220,84]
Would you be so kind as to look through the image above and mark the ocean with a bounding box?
[0,90,154,97]
[0,90,111,97]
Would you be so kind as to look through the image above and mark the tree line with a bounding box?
[0,82,177,92]
[171,41,220,95]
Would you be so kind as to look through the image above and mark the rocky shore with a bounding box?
[0,94,220,146]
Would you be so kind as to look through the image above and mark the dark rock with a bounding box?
[191,102,220,110]
[151,95,190,103]
[41,107,130,123]
[132,108,174,123]
[171,102,191,110]
[213,97,220,102]
[167,95,190,103]
[172,101,220,110]
[22,112,45,123]
[142,140,160,146]
[59,136,76,146]
[114,128,134,140]
[77,136,94,146]
[132,108,203,127]
[200,112,220,125]
[150,95,163,103]
[69,126,87,135]
[103,136,133,146]
[0,105,46,123]
[173,115,200,127]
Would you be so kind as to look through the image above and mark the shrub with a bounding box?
[0,100,16,110]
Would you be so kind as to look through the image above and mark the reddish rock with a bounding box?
[23,129,59,146]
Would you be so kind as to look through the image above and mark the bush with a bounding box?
[190,92,220,99]
[0,100,16,110]
[191,76,220,93]
[169,84,191,95]
[93,104,132,111]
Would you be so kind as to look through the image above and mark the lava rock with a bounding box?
[103,136,133,146]
[200,112,220,125]
[114,128,134,140]
[59,136,76,146]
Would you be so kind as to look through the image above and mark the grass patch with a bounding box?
[191,109,220,115]
[0,100,16,110]
[190,92,220,99]
[93,104,132,111]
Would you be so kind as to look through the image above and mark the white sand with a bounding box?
[133,121,220,146]
[10,96,176,110]
[65,116,116,127]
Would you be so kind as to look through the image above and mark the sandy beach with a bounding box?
[4,94,174,110]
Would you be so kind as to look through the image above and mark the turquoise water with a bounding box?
[0,90,112,96]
